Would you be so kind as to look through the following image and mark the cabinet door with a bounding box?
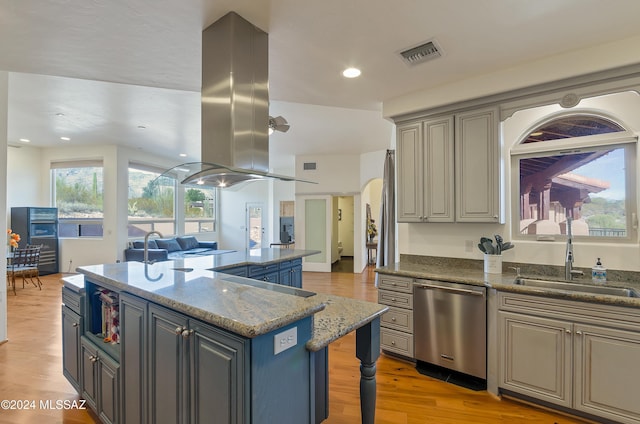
[290,264,303,288]
[120,293,147,424]
[80,337,99,412]
[62,305,82,391]
[498,311,572,408]
[397,122,423,222]
[148,304,189,424]
[423,116,455,222]
[455,107,501,222]
[189,320,247,424]
[574,324,640,423]
[98,353,120,424]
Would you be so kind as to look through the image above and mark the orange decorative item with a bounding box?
[7,229,21,249]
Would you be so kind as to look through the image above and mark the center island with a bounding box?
[61,248,387,424]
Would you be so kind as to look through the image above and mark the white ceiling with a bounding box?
[3,0,640,169]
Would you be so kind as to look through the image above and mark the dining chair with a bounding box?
[6,245,42,294]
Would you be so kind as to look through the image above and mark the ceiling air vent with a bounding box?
[399,39,442,66]
[303,162,317,171]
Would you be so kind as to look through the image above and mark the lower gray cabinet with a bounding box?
[148,303,248,424]
[62,305,82,391]
[81,337,120,424]
[120,293,147,424]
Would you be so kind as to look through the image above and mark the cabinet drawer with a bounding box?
[62,286,84,315]
[381,328,414,357]
[381,306,413,333]
[378,290,413,310]
[249,263,280,277]
[377,275,413,293]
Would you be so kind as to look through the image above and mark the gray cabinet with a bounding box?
[120,293,147,424]
[62,305,83,391]
[499,311,572,407]
[396,106,500,223]
[574,324,640,423]
[81,337,120,424]
[455,107,500,222]
[62,285,84,392]
[377,275,414,357]
[148,303,248,424]
[397,118,455,222]
[498,291,640,424]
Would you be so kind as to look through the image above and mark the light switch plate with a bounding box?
[274,326,297,355]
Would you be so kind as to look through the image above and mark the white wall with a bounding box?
[293,151,389,272]
[218,180,271,251]
[398,91,640,272]
[384,34,640,119]
[1,71,8,342]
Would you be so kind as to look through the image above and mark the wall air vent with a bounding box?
[303,162,317,171]
[399,39,442,66]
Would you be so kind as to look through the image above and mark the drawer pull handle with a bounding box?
[391,341,396,345]
[417,283,484,296]
[391,317,396,322]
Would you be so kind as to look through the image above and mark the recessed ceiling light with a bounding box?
[342,67,361,78]
[19,138,30,143]
[179,153,187,157]
[56,113,65,117]
[138,125,146,129]
[60,137,71,141]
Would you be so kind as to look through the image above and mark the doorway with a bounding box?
[332,196,354,273]
[246,202,264,249]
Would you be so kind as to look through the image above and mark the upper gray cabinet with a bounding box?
[397,106,501,223]
[455,107,500,222]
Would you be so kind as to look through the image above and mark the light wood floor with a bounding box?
[0,269,590,424]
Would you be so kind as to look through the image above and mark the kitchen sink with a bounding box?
[513,278,639,297]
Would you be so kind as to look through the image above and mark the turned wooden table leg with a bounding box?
[356,317,381,424]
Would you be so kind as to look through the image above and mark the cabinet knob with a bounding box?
[72,322,79,327]
[391,341,396,346]
[565,329,571,334]
[181,329,194,339]
[391,317,397,322]
[391,298,396,302]
[175,326,185,335]
[90,355,98,363]
[576,330,583,335]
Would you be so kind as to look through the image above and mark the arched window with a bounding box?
[511,113,637,241]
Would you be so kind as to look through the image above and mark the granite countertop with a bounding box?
[376,261,640,309]
[73,249,387,349]
[157,247,321,271]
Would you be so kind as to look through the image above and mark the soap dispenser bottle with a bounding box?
[591,258,607,284]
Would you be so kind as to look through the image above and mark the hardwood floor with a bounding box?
[0,269,589,423]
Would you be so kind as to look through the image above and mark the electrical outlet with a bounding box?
[274,326,297,355]
[465,240,473,252]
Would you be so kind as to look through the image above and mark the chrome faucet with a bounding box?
[144,231,163,264]
[564,217,583,280]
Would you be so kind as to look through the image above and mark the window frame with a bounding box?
[511,131,638,243]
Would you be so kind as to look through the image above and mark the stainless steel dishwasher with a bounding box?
[414,279,487,379]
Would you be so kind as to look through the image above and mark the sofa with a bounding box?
[124,235,218,262]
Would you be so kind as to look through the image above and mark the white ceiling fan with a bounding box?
[268,115,290,134]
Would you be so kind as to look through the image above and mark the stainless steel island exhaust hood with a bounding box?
[161,12,313,188]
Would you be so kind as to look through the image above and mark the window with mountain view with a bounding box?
[52,162,104,237]
[128,165,176,237]
[511,114,637,240]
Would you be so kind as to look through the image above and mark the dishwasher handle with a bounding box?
[416,283,485,296]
